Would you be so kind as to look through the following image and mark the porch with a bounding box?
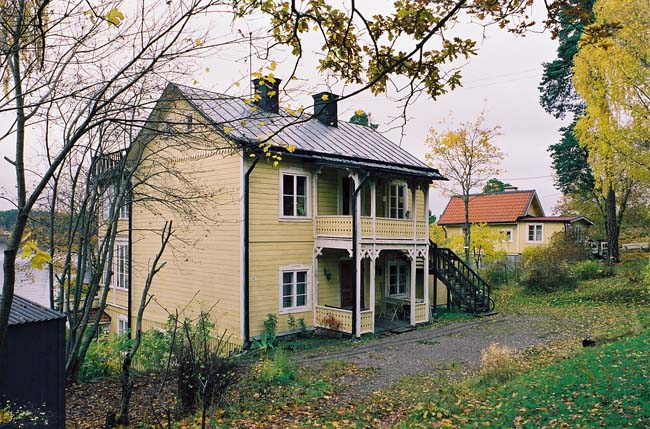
[312,248,430,336]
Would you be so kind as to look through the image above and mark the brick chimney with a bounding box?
[312,92,339,127]
[252,77,281,113]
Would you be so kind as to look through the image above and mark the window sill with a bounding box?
[279,306,310,315]
[278,217,312,222]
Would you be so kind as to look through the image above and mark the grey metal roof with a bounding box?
[172,83,444,180]
[4,295,65,325]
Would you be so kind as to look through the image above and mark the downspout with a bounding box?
[352,172,370,339]
[127,180,133,340]
[243,156,260,348]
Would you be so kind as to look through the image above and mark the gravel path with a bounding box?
[297,314,575,400]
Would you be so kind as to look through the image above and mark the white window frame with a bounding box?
[527,224,543,243]
[103,184,129,221]
[501,229,513,242]
[112,238,129,290]
[278,265,311,314]
[117,315,129,335]
[386,259,409,297]
[279,169,311,220]
[387,182,409,219]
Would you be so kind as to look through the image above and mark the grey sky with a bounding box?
[0,2,566,216]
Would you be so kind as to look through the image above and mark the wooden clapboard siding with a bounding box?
[248,159,315,336]
[127,101,243,342]
[317,250,342,307]
[317,168,339,216]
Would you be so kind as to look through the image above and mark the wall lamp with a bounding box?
[323,267,331,281]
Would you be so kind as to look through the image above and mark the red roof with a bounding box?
[438,191,536,225]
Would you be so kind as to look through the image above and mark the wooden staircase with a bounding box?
[430,242,494,314]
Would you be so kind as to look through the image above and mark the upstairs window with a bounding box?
[388,183,408,219]
[281,172,308,217]
[501,229,513,242]
[185,114,193,132]
[527,224,543,242]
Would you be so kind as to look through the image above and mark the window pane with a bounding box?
[296,294,306,307]
[296,196,306,216]
[283,272,293,285]
[296,271,306,283]
[528,226,534,241]
[282,296,292,308]
[283,174,294,195]
[283,196,294,216]
[296,176,306,196]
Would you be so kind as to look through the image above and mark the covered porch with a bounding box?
[312,247,430,336]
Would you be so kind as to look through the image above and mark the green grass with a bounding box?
[403,332,650,428]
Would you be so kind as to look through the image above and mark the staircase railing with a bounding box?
[430,241,494,313]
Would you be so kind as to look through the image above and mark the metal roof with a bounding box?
[172,83,444,180]
[4,295,65,325]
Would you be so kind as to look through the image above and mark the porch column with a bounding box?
[411,184,417,240]
[410,249,417,326]
[313,248,320,328]
[353,174,362,338]
[423,186,430,322]
[424,247,430,322]
[369,248,376,333]
[370,180,376,240]
[424,185,430,239]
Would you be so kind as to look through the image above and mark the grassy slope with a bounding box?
[403,332,650,428]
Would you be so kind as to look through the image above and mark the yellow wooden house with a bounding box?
[438,189,593,258]
[99,78,455,347]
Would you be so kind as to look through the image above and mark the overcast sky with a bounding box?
[0,2,567,216]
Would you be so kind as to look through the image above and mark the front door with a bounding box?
[339,260,365,309]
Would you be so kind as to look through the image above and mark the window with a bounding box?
[281,172,309,217]
[185,114,193,132]
[113,242,129,290]
[388,183,408,219]
[103,185,129,220]
[280,267,309,312]
[501,229,513,242]
[387,260,409,296]
[527,224,543,242]
[118,201,129,220]
[117,315,129,335]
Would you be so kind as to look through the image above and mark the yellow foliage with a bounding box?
[104,7,124,27]
[21,240,52,269]
[573,0,650,190]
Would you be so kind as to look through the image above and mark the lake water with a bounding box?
[0,242,51,307]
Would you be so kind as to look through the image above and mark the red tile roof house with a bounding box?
[437,188,593,257]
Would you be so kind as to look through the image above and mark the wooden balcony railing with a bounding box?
[316,215,427,240]
[315,305,373,334]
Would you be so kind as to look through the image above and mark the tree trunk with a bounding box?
[605,187,620,263]
[463,195,471,263]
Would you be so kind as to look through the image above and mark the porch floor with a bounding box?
[374,316,411,334]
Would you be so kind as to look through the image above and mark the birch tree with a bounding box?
[425,114,503,263]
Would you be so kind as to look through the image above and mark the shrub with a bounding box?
[255,349,296,385]
[574,260,614,280]
[253,313,278,353]
[172,312,239,417]
[520,246,578,292]
[480,343,519,383]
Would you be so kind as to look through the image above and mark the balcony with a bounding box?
[316,215,428,241]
